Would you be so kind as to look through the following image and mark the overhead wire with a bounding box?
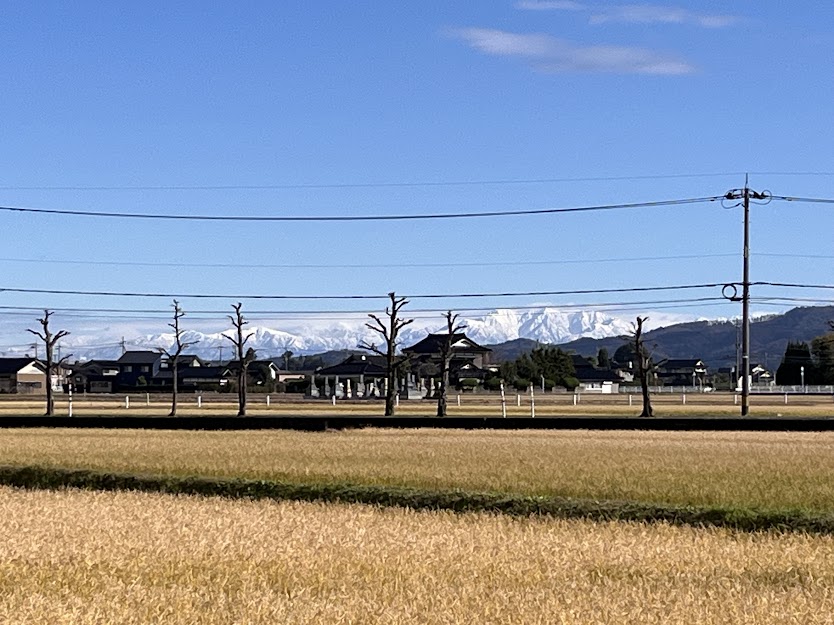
[0,296,728,317]
[0,196,722,222]
[0,282,728,301]
[771,195,834,205]
[0,252,739,270]
[0,172,749,191]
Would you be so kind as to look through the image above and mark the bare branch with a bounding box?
[26,328,47,342]
[358,341,385,357]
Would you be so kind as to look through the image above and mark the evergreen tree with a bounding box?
[811,330,834,385]
[597,347,611,370]
[776,341,815,385]
[613,343,636,367]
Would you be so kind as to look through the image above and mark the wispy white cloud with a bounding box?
[516,0,587,10]
[589,5,738,28]
[517,2,738,28]
[452,27,695,75]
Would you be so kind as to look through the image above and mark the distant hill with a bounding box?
[486,306,834,369]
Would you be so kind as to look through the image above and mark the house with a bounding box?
[315,353,388,398]
[157,365,227,391]
[70,359,120,393]
[0,358,48,394]
[402,333,493,393]
[116,351,164,390]
[656,359,708,387]
[571,354,623,394]
[222,360,283,391]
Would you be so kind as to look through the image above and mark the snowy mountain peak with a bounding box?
[33,308,692,361]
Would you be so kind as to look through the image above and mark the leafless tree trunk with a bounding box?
[633,316,654,418]
[358,292,413,416]
[27,310,70,416]
[158,299,198,417]
[224,302,255,416]
[437,311,466,417]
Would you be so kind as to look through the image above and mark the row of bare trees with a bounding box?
[26,302,256,417]
[26,294,661,418]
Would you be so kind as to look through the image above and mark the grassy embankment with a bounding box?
[1,428,833,531]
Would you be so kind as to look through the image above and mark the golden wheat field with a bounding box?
[0,486,832,625]
[2,428,834,513]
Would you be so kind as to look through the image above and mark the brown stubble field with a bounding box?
[2,428,834,513]
[1,487,833,625]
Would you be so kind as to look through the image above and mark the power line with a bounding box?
[0,172,748,192]
[0,252,739,271]
[0,296,727,317]
[0,196,722,222]
[4,251,832,272]
[772,195,834,205]
[0,282,727,301]
[755,281,834,290]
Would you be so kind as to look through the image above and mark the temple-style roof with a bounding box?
[402,333,491,355]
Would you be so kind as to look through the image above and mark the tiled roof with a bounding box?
[403,333,491,354]
[117,351,162,365]
[0,358,43,375]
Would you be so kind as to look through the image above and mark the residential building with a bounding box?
[0,358,47,394]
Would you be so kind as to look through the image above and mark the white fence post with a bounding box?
[529,384,535,418]
[500,382,507,418]
[125,396,130,409]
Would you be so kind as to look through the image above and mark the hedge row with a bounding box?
[1,465,832,534]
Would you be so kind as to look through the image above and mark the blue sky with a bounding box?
[1,1,833,349]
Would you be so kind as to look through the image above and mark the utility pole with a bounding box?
[120,337,126,355]
[724,177,769,417]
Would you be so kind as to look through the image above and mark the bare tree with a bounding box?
[27,310,70,416]
[224,302,256,416]
[632,316,659,418]
[437,310,466,417]
[358,292,413,416]
[157,299,198,417]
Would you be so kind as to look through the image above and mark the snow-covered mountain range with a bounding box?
[13,308,693,361]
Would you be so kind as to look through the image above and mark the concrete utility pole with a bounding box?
[724,177,769,417]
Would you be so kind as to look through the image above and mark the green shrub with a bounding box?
[458,378,479,392]
[483,377,503,391]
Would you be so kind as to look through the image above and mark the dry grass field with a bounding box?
[2,428,833,514]
[1,486,832,624]
[2,391,833,417]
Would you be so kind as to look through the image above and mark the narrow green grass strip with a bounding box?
[1,464,832,534]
